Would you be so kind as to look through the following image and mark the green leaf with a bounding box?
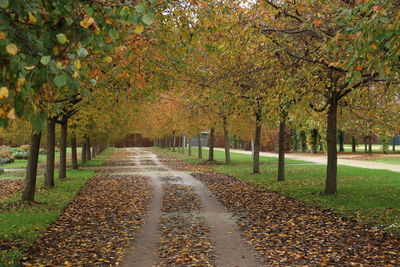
[77,48,88,58]
[0,0,9,8]
[135,4,146,13]
[142,13,154,25]
[56,33,68,44]
[54,73,67,88]
[40,56,51,65]
[65,17,73,25]
[109,29,119,39]
[120,7,130,18]
[30,112,46,132]
[149,0,157,4]
[90,79,97,86]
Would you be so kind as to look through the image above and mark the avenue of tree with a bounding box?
[0,0,399,201]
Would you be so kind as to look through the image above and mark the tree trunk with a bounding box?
[45,119,55,187]
[223,116,231,165]
[277,119,286,181]
[71,134,79,170]
[172,133,176,152]
[197,134,202,159]
[81,138,87,164]
[86,137,92,161]
[393,136,396,152]
[209,127,215,161]
[364,136,368,153]
[368,135,372,154]
[182,136,185,154]
[188,137,192,156]
[251,140,254,158]
[291,129,298,152]
[59,121,67,180]
[324,100,338,195]
[253,119,262,174]
[300,130,307,152]
[22,132,42,201]
[92,142,96,158]
[351,136,357,153]
[338,130,345,152]
[310,129,319,153]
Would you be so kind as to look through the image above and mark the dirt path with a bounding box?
[214,147,400,172]
[122,148,262,267]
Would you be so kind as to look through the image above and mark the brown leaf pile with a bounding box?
[193,172,400,265]
[22,174,152,266]
[157,181,214,267]
[156,213,215,267]
[0,179,24,200]
[162,184,202,212]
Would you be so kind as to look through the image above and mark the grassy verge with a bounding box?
[2,148,83,169]
[159,147,400,236]
[369,158,400,165]
[0,148,113,266]
[153,147,306,165]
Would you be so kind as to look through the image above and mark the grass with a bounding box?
[369,158,400,165]
[160,147,400,236]
[341,144,400,154]
[0,148,112,267]
[154,147,306,165]
[0,170,26,180]
[1,148,84,170]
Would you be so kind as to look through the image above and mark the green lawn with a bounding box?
[2,147,85,169]
[155,147,306,165]
[369,158,400,165]
[160,147,400,236]
[341,144,400,154]
[0,148,112,267]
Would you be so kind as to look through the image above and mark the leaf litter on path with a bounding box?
[156,182,215,266]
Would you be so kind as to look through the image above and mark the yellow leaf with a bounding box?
[6,43,18,55]
[16,77,25,90]
[74,60,81,70]
[104,56,113,63]
[80,17,95,28]
[0,87,9,99]
[134,24,144,34]
[28,12,37,23]
[105,18,112,24]
[0,32,7,40]
[72,71,80,78]
[53,46,59,55]
[370,44,378,50]
[24,65,35,70]
[7,108,16,119]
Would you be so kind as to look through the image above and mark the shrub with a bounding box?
[0,168,3,174]
[0,157,14,165]
[0,150,14,159]
[0,150,15,165]
[12,151,29,159]
[19,145,30,151]
[39,148,46,154]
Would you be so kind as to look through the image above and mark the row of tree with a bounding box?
[136,0,399,195]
